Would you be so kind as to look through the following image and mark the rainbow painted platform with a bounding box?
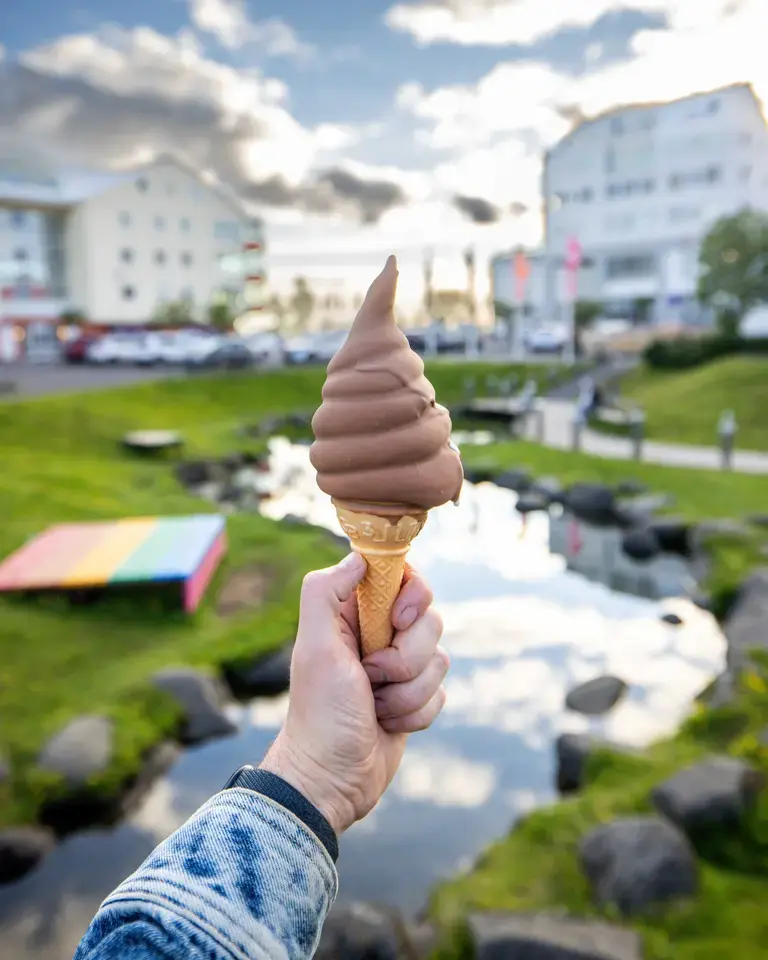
[0,515,227,613]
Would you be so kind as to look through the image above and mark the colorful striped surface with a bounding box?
[0,515,227,592]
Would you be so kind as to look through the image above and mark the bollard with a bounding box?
[534,402,545,443]
[718,410,737,470]
[629,408,645,461]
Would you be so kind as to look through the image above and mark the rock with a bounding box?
[579,817,698,916]
[652,757,764,834]
[531,476,564,504]
[564,484,618,527]
[221,452,246,472]
[224,645,293,699]
[556,734,608,794]
[281,514,310,528]
[516,494,549,515]
[660,612,684,626]
[315,902,435,960]
[464,465,499,485]
[616,480,647,497]
[0,827,56,885]
[615,494,673,528]
[723,570,768,677]
[37,715,113,786]
[565,676,628,716]
[175,460,223,487]
[648,518,693,558]
[152,668,237,744]
[466,912,642,960]
[747,514,768,528]
[495,469,533,493]
[621,527,661,563]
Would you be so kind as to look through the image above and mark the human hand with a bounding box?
[260,553,448,835]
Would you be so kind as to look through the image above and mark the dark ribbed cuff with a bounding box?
[223,765,339,862]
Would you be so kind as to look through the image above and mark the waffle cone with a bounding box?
[333,502,428,657]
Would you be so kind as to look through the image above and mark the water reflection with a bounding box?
[0,439,725,958]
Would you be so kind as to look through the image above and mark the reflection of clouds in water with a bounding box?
[131,779,187,843]
[246,694,290,729]
[393,747,497,808]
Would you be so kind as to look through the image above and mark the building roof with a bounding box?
[548,82,760,155]
[0,148,259,225]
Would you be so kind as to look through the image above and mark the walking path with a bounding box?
[529,398,768,475]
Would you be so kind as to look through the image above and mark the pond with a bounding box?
[0,439,725,960]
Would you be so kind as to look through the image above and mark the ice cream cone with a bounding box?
[333,501,428,656]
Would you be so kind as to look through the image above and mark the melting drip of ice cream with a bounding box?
[310,255,464,511]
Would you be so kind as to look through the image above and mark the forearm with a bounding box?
[74,788,338,960]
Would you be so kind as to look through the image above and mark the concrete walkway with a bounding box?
[528,399,768,475]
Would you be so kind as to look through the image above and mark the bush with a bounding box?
[643,334,768,370]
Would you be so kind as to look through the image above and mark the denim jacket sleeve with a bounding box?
[73,788,338,960]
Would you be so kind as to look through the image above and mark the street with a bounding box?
[0,363,185,399]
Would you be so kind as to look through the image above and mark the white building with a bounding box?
[539,83,768,326]
[0,149,265,357]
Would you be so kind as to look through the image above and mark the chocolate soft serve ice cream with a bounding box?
[310,255,463,656]
[310,255,463,513]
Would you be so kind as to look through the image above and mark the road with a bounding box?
[526,398,768,475]
[0,363,184,399]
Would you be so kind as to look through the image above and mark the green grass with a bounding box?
[430,666,768,960]
[601,357,768,450]
[0,362,560,828]
[462,439,768,617]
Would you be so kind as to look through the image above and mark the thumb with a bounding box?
[299,552,367,620]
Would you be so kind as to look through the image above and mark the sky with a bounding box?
[0,0,766,305]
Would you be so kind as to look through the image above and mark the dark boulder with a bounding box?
[315,902,436,960]
[224,645,293,699]
[531,476,564,505]
[464,465,499,485]
[648,517,693,558]
[621,527,660,563]
[466,912,642,960]
[516,494,549,515]
[495,469,533,493]
[615,494,673,528]
[579,817,698,916]
[153,668,237,744]
[175,460,223,487]
[565,676,628,716]
[723,570,768,677]
[555,734,624,794]
[0,827,56,885]
[652,757,764,834]
[564,484,618,527]
[616,480,647,497]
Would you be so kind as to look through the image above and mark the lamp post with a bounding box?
[718,410,737,471]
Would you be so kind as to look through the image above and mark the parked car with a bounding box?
[525,327,567,354]
[86,334,143,365]
[245,332,285,366]
[284,335,316,365]
[185,337,253,370]
[64,332,101,364]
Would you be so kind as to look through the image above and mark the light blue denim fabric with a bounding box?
[74,788,338,960]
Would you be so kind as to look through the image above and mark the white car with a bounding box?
[87,334,144,365]
[526,327,567,354]
[245,332,285,366]
[152,332,198,365]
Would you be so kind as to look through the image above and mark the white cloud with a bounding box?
[385,0,739,47]
[190,0,314,59]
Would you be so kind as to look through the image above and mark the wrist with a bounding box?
[260,731,355,836]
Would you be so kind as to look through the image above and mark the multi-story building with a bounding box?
[0,149,265,358]
[540,83,768,326]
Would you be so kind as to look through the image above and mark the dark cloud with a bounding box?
[453,194,500,223]
[0,57,407,223]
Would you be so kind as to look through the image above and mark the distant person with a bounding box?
[74,556,447,960]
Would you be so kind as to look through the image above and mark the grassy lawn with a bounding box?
[0,361,559,829]
[602,356,768,450]
[462,439,768,617]
[430,666,768,960]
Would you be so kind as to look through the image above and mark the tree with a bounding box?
[208,301,234,332]
[698,208,768,335]
[152,300,193,327]
[574,300,603,356]
[289,276,315,332]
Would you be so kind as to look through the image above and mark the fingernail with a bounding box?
[395,605,417,630]
[363,663,386,684]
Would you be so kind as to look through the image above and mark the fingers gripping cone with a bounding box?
[334,502,428,656]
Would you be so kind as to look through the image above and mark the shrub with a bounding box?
[642,334,768,370]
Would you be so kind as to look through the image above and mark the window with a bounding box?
[705,165,722,183]
[136,177,149,193]
[708,98,720,114]
[606,255,655,280]
[181,252,193,267]
[154,215,166,230]
[10,211,26,229]
[120,248,134,264]
[180,217,191,232]
[154,250,167,266]
[13,248,28,261]
[122,285,136,300]
[118,211,131,227]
